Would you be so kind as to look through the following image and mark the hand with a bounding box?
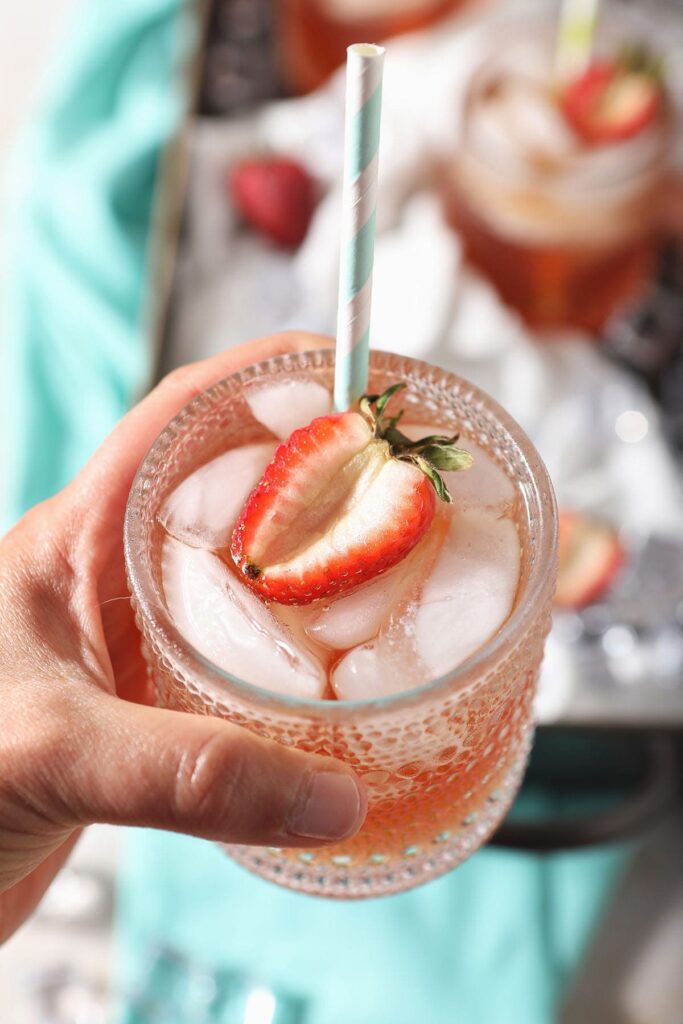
[0,332,366,943]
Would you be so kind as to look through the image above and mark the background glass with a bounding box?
[442,8,674,332]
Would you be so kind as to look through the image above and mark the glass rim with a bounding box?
[124,349,557,719]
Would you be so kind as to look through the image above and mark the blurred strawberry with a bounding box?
[555,511,625,609]
[560,48,663,145]
[229,156,317,248]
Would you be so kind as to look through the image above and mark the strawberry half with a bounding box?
[229,156,317,249]
[554,511,625,610]
[560,49,663,145]
[230,384,473,605]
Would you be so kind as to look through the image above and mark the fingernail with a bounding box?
[288,771,366,841]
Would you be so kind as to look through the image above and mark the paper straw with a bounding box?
[555,0,599,82]
[334,43,385,412]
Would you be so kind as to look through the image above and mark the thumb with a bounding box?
[57,693,366,847]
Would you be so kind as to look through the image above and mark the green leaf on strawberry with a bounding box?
[360,383,473,503]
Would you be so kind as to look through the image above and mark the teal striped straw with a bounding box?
[555,0,599,82]
[334,43,385,412]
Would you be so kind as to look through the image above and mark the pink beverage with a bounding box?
[125,351,557,897]
[442,13,673,332]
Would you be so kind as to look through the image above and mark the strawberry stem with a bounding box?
[360,384,473,503]
[617,43,665,85]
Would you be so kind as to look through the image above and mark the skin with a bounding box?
[0,332,366,945]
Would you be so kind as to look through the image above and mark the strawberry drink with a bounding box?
[443,15,673,332]
[125,350,557,897]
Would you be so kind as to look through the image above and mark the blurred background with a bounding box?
[1,0,683,1021]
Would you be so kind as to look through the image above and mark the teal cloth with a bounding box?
[1,0,195,527]
[117,802,625,1024]
[1,3,628,1021]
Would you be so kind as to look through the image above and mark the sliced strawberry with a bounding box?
[560,57,661,145]
[230,384,473,605]
[554,511,625,610]
[229,156,317,249]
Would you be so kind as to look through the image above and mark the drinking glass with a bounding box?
[442,8,675,332]
[125,350,557,898]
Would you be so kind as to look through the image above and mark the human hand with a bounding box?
[0,332,366,943]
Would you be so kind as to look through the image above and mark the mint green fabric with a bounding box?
[117,820,625,1024]
[1,3,628,1021]
[1,0,195,528]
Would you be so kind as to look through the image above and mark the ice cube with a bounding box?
[159,442,276,549]
[414,509,520,678]
[162,537,326,699]
[304,513,449,650]
[469,77,576,173]
[245,380,332,440]
[401,426,515,512]
[304,569,406,651]
[468,96,528,177]
[330,612,427,702]
[503,82,576,161]
[562,125,663,195]
[331,509,520,700]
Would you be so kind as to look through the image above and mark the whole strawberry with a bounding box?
[229,156,317,249]
[230,384,473,605]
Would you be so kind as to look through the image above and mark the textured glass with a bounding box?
[125,350,557,898]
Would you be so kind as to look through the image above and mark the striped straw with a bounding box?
[555,0,600,82]
[334,43,385,412]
